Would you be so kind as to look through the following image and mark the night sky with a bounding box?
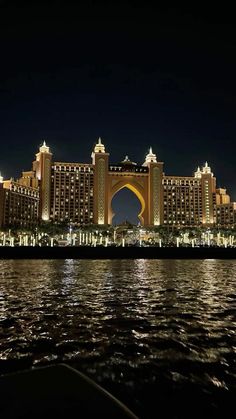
[0,2,236,223]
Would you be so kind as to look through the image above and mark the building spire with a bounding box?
[194,166,202,178]
[0,172,3,183]
[94,137,105,153]
[202,161,212,175]
[143,146,157,166]
[39,140,50,153]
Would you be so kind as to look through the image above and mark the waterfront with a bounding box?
[1,245,236,260]
[0,259,236,417]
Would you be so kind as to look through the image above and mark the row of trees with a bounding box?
[2,222,236,239]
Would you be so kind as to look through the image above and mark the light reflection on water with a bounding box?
[0,259,236,418]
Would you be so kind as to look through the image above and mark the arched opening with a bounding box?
[111,186,143,226]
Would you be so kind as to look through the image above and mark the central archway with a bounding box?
[111,186,143,225]
[108,178,148,225]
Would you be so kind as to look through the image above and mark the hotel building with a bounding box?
[0,138,235,229]
[0,178,39,229]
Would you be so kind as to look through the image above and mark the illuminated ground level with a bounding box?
[0,227,235,248]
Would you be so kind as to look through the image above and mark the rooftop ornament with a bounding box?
[143,147,157,165]
[120,155,137,166]
[202,161,213,175]
[94,137,105,153]
[194,166,202,178]
[39,140,50,153]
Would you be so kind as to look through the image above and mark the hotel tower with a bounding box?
[0,138,235,229]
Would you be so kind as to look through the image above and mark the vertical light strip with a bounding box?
[42,158,51,221]
[97,158,105,224]
[153,167,159,225]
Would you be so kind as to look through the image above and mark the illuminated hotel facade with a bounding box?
[0,138,235,229]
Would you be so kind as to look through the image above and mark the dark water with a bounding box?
[0,259,236,418]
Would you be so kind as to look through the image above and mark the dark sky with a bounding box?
[0,2,236,222]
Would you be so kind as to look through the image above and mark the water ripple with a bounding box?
[0,259,236,417]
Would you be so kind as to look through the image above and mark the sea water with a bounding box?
[0,259,236,417]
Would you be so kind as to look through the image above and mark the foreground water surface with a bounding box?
[0,259,236,418]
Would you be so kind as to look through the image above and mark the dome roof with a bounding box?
[120,155,137,166]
